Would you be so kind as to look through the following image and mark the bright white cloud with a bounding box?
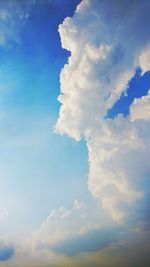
[56,0,150,223]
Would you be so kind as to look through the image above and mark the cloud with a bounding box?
[130,90,150,121]
[50,227,123,256]
[29,200,129,263]
[138,46,150,74]
[27,206,150,266]
[0,0,70,48]
[0,240,15,261]
[75,231,150,267]
[31,199,110,251]
[55,0,150,224]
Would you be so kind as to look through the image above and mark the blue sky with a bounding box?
[107,69,150,118]
[0,0,150,266]
[0,0,89,239]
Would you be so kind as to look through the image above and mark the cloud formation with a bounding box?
[31,199,110,251]
[30,200,128,264]
[28,206,150,267]
[50,227,122,256]
[56,0,150,224]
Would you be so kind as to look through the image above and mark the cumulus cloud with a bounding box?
[27,200,149,266]
[30,200,127,261]
[56,0,150,224]
[31,199,110,251]
[0,240,15,261]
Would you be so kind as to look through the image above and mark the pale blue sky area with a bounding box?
[0,0,90,240]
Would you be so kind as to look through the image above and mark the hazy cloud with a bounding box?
[50,227,123,256]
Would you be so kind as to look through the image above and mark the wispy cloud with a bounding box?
[0,0,60,48]
[0,0,34,48]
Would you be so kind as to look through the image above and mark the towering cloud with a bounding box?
[56,0,150,223]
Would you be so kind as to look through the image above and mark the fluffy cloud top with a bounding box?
[56,0,150,224]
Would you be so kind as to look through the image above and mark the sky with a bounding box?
[0,0,150,266]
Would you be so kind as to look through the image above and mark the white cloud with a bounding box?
[130,90,150,121]
[56,0,150,223]
[31,199,109,250]
[138,46,150,74]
